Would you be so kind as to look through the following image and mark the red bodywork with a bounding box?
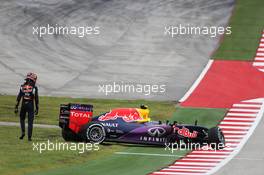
[69,109,92,133]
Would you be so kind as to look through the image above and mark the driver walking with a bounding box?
[15,72,39,141]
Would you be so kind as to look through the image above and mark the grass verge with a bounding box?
[0,95,227,175]
[212,0,264,60]
[0,126,124,175]
[171,106,227,128]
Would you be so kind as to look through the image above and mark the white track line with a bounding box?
[222,131,247,134]
[179,60,213,102]
[233,104,261,108]
[222,118,255,121]
[174,162,218,166]
[191,151,232,155]
[225,134,244,139]
[257,48,264,51]
[223,116,256,119]
[225,139,242,142]
[180,158,223,162]
[186,155,227,158]
[228,108,259,112]
[226,113,257,117]
[242,98,264,103]
[221,118,255,121]
[219,126,250,129]
[253,35,264,72]
[165,168,209,170]
[169,166,214,169]
[168,166,211,169]
[253,62,264,66]
[256,52,264,56]
[162,169,208,173]
[220,121,254,125]
[255,56,264,60]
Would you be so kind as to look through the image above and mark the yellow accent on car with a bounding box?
[136,108,151,122]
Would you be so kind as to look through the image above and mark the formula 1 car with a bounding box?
[59,103,225,149]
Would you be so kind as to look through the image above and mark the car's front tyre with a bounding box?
[208,127,225,150]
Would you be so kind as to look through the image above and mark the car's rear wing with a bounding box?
[59,103,93,133]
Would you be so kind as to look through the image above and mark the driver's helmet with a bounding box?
[25,72,37,83]
[140,104,148,109]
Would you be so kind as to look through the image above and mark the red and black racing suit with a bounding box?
[16,82,39,140]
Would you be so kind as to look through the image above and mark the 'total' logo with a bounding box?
[70,111,91,118]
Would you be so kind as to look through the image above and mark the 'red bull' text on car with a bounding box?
[59,104,225,149]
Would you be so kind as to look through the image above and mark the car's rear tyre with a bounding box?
[208,127,225,150]
[86,123,106,144]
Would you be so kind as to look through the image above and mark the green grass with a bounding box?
[171,107,227,128]
[212,0,264,60]
[0,126,125,175]
[0,95,176,125]
[26,146,189,175]
[0,95,227,175]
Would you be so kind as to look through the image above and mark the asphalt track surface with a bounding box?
[0,0,234,100]
[215,117,264,175]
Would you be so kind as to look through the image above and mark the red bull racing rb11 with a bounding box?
[59,103,225,149]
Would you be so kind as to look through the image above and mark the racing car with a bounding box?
[59,103,225,149]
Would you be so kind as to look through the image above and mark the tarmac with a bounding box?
[215,116,264,175]
[0,0,234,100]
